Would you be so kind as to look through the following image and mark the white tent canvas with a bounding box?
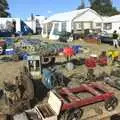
[103,14,120,34]
[45,8,89,22]
[42,8,103,40]
[73,9,103,30]
[0,18,21,32]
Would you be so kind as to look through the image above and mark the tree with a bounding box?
[0,0,10,17]
[77,0,85,10]
[89,0,119,16]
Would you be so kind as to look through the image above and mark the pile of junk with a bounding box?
[0,48,120,120]
[0,37,120,120]
[0,38,88,64]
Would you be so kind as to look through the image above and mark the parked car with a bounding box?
[98,32,113,45]
[98,32,119,45]
[99,35,113,45]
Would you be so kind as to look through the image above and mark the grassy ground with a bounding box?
[0,36,120,118]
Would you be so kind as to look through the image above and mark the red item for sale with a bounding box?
[58,82,115,111]
[98,56,107,66]
[0,41,5,47]
[85,57,97,68]
[63,47,74,57]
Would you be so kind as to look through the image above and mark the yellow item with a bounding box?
[107,50,120,59]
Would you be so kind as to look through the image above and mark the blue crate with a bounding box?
[5,48,16,55]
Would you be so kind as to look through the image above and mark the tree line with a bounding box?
[77,0,120,16]
[0,0,10,17]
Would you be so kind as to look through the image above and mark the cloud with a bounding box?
[47,10,52,14]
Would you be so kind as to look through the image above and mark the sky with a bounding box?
[8,0,120,20]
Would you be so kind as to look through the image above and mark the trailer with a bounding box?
[34,82,118,120]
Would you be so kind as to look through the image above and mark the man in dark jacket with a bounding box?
[113,30,119,48]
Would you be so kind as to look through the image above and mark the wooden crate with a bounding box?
[35,104,56,120]
[35,91,62,120]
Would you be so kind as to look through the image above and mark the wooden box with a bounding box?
[35,91,62,120]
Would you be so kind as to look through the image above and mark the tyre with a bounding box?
[55,72,65,87]
[105,96,118,111]
[59,109,83,120]
[59,111,68,120]
[67,109,83,120]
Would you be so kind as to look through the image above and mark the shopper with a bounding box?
[112,30,119,48]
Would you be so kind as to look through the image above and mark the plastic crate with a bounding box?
[5,48,15,55]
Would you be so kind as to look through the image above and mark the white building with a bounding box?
[0,16,46,35]
[103,14,120,34]
[42,8,103,40]
[25,15,46,33]
[0,18,21,32]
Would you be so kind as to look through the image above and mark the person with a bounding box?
[112,30,119,48]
